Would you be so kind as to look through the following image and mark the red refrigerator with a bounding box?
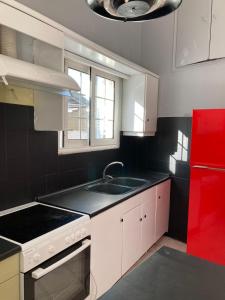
[187,109,225,266]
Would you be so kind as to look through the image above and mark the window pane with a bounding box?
[66,67,90,143]
[95,120,104,139]
[105,79,114,100]
[105,120,114,139]
[81,73,90,97]
[67,118,80,140]
[68,94,80,117]
[68,69,81,85]
[94,75,116,141]
[81,119,89,140]
[96,76,105,98]
[80,96,89,118]
[96,98,105,119]
[105,100,114,121]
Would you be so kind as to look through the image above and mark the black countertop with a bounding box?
[38,170,170,217]
[0,238,20,261]
[100,247,225,300]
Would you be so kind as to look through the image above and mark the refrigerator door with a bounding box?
[187,166,225,266]
[191,109,225,168]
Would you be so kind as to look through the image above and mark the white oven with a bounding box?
[22,238,91,300]
[0,202,92,300]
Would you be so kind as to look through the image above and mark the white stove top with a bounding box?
[0,202,91,273]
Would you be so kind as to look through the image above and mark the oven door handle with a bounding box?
[31,239,91,280]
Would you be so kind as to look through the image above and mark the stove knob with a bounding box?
[48,246,55,254]
[65,236,71,245]
[33,253,40,263]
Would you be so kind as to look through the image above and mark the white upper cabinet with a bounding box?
[122,73,159,136]
[209,0,225,59]
[0,2,64,49]
[175,0,212,67]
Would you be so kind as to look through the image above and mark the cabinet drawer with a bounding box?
[0,2,64,48]
[0,254,19,284]
[0,275,19,300]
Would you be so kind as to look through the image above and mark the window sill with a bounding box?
[58,144,120,155]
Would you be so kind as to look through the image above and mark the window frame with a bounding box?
[60,58,121,154]
[90,67,121,147]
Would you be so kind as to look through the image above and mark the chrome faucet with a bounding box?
[103,161,124,181]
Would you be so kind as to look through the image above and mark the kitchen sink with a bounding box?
[86,177,149,195]
[86,183,133,195]
[109,177,148,188]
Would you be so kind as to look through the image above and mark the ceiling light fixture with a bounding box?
[86,0,182,22]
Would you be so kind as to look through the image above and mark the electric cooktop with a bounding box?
[0,204,83,244]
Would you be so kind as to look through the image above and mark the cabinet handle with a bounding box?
[144,214,147,219]
[158,196,161,199]
[140,218,143,222]
[120,218,124,223]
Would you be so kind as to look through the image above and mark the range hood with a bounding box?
[0,54,80,96]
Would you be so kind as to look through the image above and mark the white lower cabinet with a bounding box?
[90,204,123,298]
[91,180,170,299]
[155,180,171,241]
[122,205,142,275]
[141,187,157,254]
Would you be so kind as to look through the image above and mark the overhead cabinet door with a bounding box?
[0,2,64,48]
[210,0,225,59]
[175,0,212,67]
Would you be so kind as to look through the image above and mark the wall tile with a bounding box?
[0,103,120,210]
[168,177,190,242]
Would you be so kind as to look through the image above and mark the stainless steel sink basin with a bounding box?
[86,177,149,195]
[86,183,133,195]
[109,177,148,188]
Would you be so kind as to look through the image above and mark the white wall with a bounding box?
[141,13,225,117]
[16,0,142,65]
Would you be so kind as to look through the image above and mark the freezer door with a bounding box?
[187,167,225,266]
[191,109,225,168]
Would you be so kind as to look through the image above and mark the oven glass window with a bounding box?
[24,242,90,300]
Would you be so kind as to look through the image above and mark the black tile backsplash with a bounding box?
[0,103,120,210]
[0,103,191,242]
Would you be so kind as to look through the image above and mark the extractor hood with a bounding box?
[0,54,80,96]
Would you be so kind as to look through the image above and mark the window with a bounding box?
[61,59,121,153]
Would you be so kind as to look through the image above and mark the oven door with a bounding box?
[23,239,91,300]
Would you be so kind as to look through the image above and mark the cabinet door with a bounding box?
[155,180,171,241]
[91,205,123,298]
[0,275,19,300]
[0,2,64,48]
[175,0,212,67]
[141,187,157,254]
[210,0,225,59]
[122,205,142,275]
[144,75,158,135]
[122,74,145,134]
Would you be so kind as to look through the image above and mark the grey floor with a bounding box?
[130,236,187,272]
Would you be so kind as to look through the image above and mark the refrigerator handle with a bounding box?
[193,165,225,172]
